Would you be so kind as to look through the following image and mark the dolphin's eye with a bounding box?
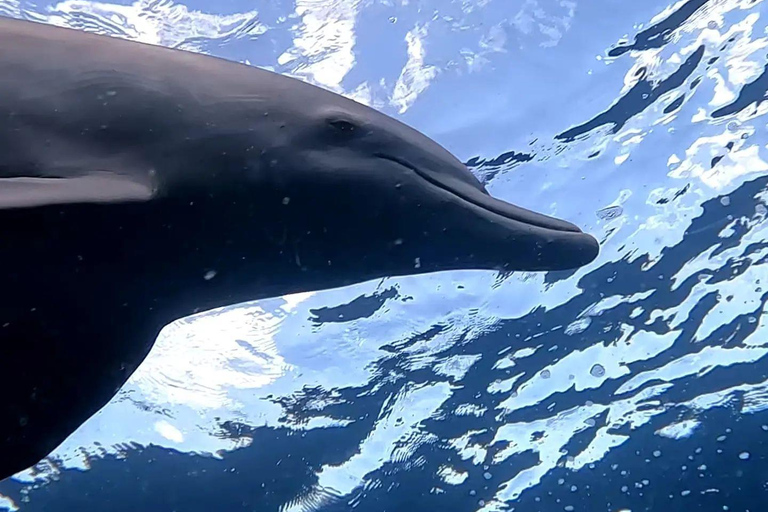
[327,118,359,136]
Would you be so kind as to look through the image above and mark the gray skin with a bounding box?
[0,16,599,482]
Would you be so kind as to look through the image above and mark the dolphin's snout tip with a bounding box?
[535,229,600,272]
[567,231,600,269]
[580,232,600,262]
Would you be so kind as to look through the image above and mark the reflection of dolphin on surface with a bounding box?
[0,16,599,482]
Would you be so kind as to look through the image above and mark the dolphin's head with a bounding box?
[247,92,598,286]
[248,95,599,286]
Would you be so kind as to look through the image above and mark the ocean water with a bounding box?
[1,0,768,510]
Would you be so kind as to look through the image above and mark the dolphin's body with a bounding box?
[0,16,598,481]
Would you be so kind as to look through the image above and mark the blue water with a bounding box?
[2,0,768,510]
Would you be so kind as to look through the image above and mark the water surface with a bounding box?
[1,0,768,510]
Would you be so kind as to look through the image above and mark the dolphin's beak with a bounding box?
[460,187,600,271]
[377,153,600,271]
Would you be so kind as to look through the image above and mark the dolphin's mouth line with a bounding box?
[375,153,582,234]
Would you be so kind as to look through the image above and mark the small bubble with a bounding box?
[394,238,403,245]
[541,369,551,379]
[585,418,596,427]
[681,490,691,496]
[565,506,574,512]
[204,270,217,280]
[590,364,606,377]
[484,472,492,480]
[282,197,291,205]
[717,435,727,442]
[570,485,577,492]
[720,196,731,206]
[739,452,750,460]
[388,16,397,23]
[762,425,768,431]
[653,450,661,458]
[414,257,421,269]
[756,204,767,216]
[707,20,718,29]
[727,121,740,132]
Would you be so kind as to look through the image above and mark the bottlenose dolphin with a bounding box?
[0,16,599,481]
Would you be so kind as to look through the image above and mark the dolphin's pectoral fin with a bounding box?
[0,172,155,209]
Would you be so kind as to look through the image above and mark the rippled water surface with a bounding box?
[2,0,768,510]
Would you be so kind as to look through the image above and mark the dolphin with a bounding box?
[0,16,599,481]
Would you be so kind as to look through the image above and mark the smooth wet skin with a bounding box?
[0,17,599,482]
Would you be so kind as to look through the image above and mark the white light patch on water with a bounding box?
[616,346,768,396]
[391,24,438,114]
[434,354,482,380]
[282,0,359,91]
[656,419,701,439]
[678,377,768,415]
[449,429,489,466]
[566,426,629,471]
[438,465,469,485]
[0,495,17,512]
[154,420,184,443]
[565,384,674,472]
[578,289,656,319]
[494,345,541,370]
[134,304,295,410]
[491,402,607,501]
[498,328,678,414]
[314,382,451,497]
[44,0,264,49]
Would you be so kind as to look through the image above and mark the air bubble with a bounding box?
[590,364,606,377]
[739,452,750,460]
